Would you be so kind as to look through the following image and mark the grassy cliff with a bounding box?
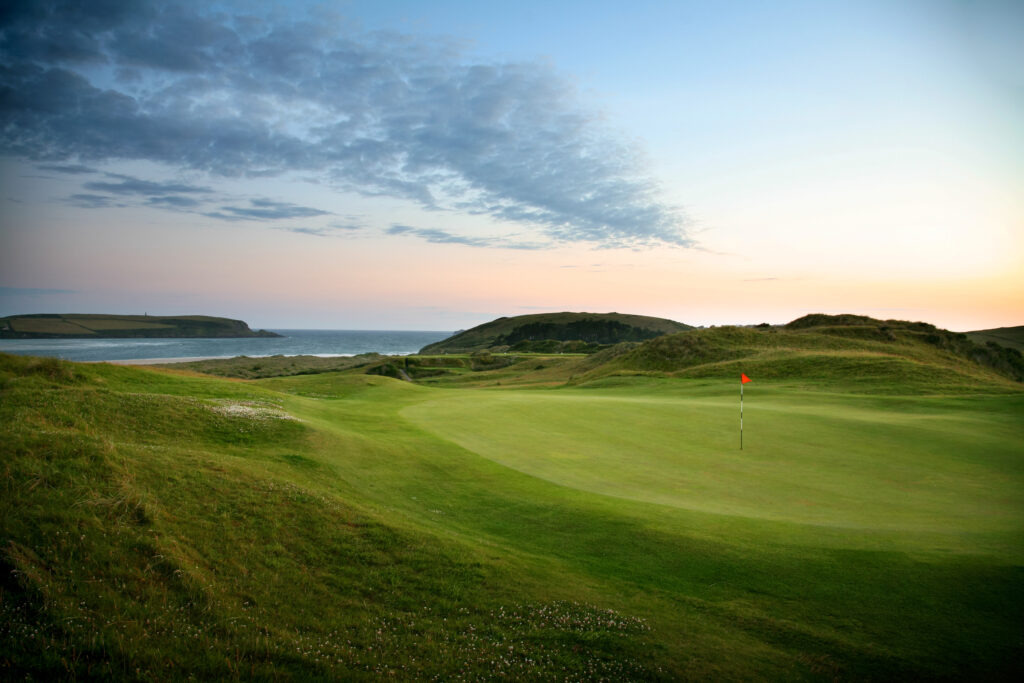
[0,314,280,339]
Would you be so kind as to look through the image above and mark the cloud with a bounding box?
[64,172,210,209]
[386,224,545,250]
[35,163,97,174]
[275,226,342,237]
[330,219,364,231]
[65,193,121,208]
[0,286,77,296]
[83,174,212,196]
[146,195,201,208]
[386,224,493,247]
[0,1,691,248]
[206,198,331,221]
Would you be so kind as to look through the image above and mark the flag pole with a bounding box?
[739,373,751,450]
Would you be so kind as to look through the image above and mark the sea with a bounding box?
[0,329,453,363]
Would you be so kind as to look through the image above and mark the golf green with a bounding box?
[403,384,1024,552]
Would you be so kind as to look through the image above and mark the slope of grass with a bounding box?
[420,312,691,354]
[0,355,668,680]
[3,351,1023,680]
[580,317,1023,392]
[967,325,1024,352]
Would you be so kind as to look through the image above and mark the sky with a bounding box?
[1,0,1021,331]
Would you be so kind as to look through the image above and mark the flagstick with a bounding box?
[740,379,744,450]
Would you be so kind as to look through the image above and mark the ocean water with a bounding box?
[0,329,452,362]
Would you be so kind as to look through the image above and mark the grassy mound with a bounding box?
[579,314,1023,392]
[419,312,691,354]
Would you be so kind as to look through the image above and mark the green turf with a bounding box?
[401,385,1024,545]
[2,351,1023,680]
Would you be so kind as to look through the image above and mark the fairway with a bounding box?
[403,384,1024,549]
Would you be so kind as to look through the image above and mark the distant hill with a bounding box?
[965,326,1024,353]
[0,314,280,339]
[419,312,692,354]
[574,313,1024,392]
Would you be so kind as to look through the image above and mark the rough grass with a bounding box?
[579,321,1023,391]
[967,325,1024,352]
[420,311,691,354]
[159,353,382,379]
[0,355,666,680]
[3,349,1023,680]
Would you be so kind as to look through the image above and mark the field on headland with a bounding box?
[0,313,279,339]
[2,318,1023,680]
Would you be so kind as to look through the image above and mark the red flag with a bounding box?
[741,373,752,384]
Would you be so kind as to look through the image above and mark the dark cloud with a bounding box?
[146,195,201,208]
[66,193,120,208]
[206,198,331,221]
[83,174,211,196]
[0,1,691,248]
[35,163,97,174]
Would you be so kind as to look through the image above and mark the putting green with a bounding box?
[402,386,1024,538]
